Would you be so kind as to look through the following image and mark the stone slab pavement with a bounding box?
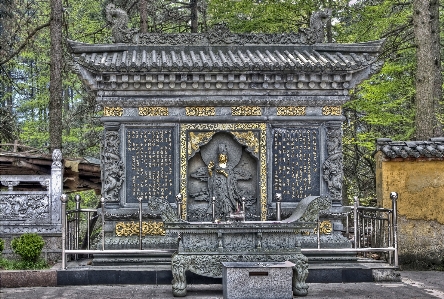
[1,271,444,299]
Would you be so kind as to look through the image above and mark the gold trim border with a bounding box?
[277,106,306,116]
[139,106,169,116]
[185,107,215,116]
[180,123,267,221]
[104,107,123,116]
[231,106,262,116]
[115,221,166,236]
[322,106,342,116]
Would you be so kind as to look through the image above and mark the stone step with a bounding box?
[55,258,399,286]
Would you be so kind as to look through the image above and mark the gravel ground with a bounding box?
[1,271,444,299]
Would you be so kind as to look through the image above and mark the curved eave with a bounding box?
[69,39,384,75]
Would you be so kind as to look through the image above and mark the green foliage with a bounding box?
[2,0,443,204]
[338,0,420,202]
[0,107,18,143]
[67,190,101,210]
[0,238,4,253]
[0,257,48,270]
[208,0,308,33]
[11,233,45,262]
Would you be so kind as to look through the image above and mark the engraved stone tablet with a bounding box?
[125,127,174,203]
[272,127,320,202]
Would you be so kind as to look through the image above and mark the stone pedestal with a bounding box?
[223,261,295,299]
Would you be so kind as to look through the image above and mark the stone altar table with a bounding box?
[149,197,313,297]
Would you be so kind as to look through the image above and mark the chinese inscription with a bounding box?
[272,128,320,202]
[126,128,174,203]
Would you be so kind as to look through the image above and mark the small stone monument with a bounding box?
[223,261,295,299]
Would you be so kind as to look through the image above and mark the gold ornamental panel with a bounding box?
[185,107,215,116]
[322,106,342,116]
[115,221,166,236]
[139,106,169,116]
[277,106,306,116]
[180,123,267,221]
[188,131,216,157]
[314,220,333,235]
[231,131,259,155]
[231,106,262,116]
[104,107,123,116]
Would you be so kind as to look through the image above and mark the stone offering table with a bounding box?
[166,221,313,297]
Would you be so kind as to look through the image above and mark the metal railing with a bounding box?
[61,192,399,269]
[311,191,398,267]
[61,195,173,269]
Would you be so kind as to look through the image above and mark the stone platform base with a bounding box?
[0,259,400,288]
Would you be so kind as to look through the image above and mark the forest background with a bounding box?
[0,0,443,205]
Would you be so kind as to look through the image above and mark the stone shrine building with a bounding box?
[69,7,384,255]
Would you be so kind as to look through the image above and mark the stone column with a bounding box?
[51,149,63,225]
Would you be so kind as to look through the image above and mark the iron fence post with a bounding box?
[60,194,68,270]
[390,191,399,267]
[353,196,358,249]
[101,197,105,251]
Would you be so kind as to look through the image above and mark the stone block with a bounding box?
[0,270,57,288]
[222,261,294,299]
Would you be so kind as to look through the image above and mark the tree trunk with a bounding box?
[412,0,443,140]
[190,0,198,33]
[49,0,63,152]
[139,0,148,34]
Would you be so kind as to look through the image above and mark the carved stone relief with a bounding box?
[102,130,125,203]
[187,132,258,221]
[0,194,49,220]
[322,127,343,205]
[181,123,267,221]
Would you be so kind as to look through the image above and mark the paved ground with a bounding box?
[1,271,444,299]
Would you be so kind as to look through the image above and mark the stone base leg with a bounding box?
[172,253,188,297]
[292,255,309,297]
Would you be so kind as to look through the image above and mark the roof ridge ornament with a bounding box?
[105,5,332,45]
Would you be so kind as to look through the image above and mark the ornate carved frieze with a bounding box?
[106,5,331,45]
[138,106,169,116]
[104,211,162,221]
[322,106,342,116]
[185,107,215,116]
[115,221,166,236]
[102,130,125,203]
[104,107,123,116]
[231,106,261,116]
[96,73,351,94]
[322,127,343,205]
[0,194,49,220]
[277,106,306,116]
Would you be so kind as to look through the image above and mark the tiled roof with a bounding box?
[68,40,384,74]
[377,138,444,159]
